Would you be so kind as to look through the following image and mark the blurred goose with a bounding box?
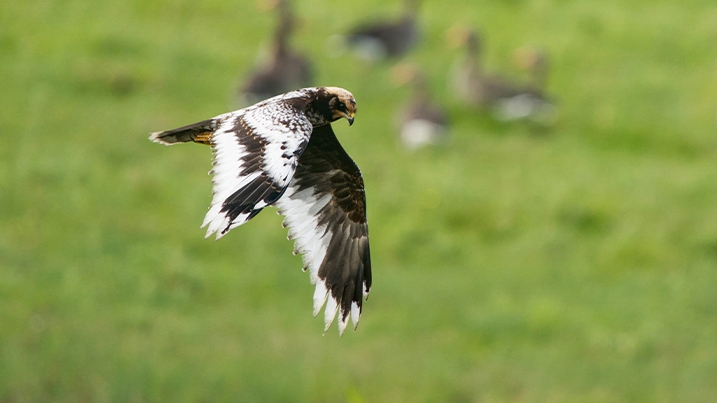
[450,28,556,124]
[239,0,314,106]
[509,46,558,124]
[393,64,450,149]
[344,0,420,62]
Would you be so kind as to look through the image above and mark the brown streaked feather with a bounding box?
[192,131,213,145]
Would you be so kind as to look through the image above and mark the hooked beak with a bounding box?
[347,116,354,126]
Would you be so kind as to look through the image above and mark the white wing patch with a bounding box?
[277,182,363,335]
[201,112,249,238]
[201,102,312,239]
[243,104,311,185]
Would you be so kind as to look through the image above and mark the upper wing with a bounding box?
[276,124,372,335]
[203,101,313,238]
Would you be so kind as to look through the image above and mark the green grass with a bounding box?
[2,0,717,401]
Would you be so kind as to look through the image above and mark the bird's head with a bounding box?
[323,87,357,126]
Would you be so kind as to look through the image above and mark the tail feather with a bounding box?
[149,118,216,146]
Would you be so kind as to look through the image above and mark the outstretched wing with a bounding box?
[203,101,313,238]
[276,124,372,335]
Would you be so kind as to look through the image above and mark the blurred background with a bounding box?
[2,0,717,401]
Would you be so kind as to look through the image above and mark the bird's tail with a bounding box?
[149,118,216,146]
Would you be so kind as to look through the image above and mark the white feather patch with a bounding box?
[277,183,344,332]
[202,113,252,238]
[312,281,329,316]
[323,296,339,332]
[338,309,350,335]
[350,302,360,330]
[278,187,332,278]
[201,98,313,239]
[242,108,310,187]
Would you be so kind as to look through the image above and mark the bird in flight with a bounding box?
[150,87,371,335]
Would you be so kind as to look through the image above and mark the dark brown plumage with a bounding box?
[287,124,371,325]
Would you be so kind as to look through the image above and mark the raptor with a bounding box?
[150,87,371,335]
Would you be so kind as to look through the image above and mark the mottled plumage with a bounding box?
[150,87,370,335]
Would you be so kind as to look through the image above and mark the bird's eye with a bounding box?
[338,102,347,112]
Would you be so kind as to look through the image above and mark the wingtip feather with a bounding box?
[350,302,360,330]
[338,311,349,336]
[149,131,174,146]
[312,282,329,316]
[323,296,339,332]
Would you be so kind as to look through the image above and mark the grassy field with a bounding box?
[2,0,717,401]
